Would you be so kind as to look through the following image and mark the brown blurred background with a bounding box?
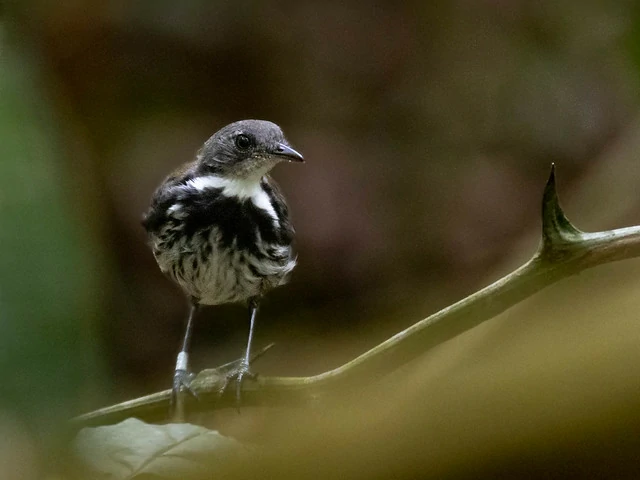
[3,1,640,478]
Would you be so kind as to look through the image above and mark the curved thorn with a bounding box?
[541,163,582,247]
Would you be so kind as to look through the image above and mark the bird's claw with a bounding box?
[170,369,198,419]
[218,361,257,410]
[174,369,198,397]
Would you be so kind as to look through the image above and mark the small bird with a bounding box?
[142,120,303,415]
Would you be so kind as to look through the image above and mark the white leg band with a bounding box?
[176,351,189,371]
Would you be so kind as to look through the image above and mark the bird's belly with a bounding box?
[188,250,263,305]
[152,229,294,305]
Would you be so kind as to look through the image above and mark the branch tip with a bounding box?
[541,164,581,247]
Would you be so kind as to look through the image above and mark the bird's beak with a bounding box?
[272,143,304,162]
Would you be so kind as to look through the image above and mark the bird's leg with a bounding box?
[242,298,259,368]
[221,297,259,407]
[171,301,199,420]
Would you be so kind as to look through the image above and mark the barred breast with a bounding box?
[143,174,296,305]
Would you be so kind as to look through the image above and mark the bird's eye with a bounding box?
[234,134,253,151]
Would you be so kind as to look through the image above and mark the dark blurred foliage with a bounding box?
[0,24,106,476]
[3,0,640,478]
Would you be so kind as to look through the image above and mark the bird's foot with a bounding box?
[219,360,257,410]
[170,369,198,421]
[173,368,198,399]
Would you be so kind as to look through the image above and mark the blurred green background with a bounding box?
[2,1,640,478]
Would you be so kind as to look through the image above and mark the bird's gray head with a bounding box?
[196,120,303,179]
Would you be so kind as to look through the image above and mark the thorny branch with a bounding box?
[73,165,640,428]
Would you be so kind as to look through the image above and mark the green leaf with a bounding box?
[0,25,106,456]
[73,418,248,479]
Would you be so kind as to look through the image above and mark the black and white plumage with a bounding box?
[142,120,303,416]
[144,157,297,305]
